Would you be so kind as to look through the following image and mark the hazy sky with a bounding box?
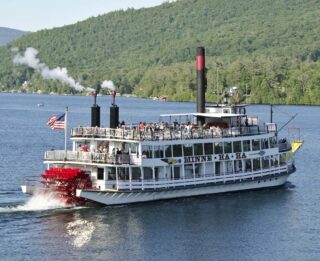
[0,0,168,32]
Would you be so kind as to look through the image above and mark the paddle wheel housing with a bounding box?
[40,168,92,206]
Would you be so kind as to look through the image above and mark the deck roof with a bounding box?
[160,112,245,118]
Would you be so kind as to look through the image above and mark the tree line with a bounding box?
[0,0,319,104]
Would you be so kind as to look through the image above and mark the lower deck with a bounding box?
[76,173,291,205]
[83,168,292,193]
[21,164,294,206]
[49,160,294,192]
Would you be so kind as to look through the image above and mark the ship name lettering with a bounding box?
[236,152,247,159]
[218,153,247,160]
[184,155,212,163]
[219,154,230,160]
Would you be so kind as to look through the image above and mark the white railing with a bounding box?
[71,125,266,141]
[44,150,130,164]
[114,165,289,191]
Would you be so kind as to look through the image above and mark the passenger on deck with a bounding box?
[245,118,249,127]
[173,119,179,130]
[150,123,156,132]
[186,122,192,134]
[81,145,89,152]
[216,127,222,136]
[159,121,164,131]
[90,144,95,152]
[120,121,126,128]
[102,146,108,153]
[145,123,151,131]
[139,122,145,131]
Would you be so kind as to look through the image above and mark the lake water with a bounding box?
[0,93,319,261]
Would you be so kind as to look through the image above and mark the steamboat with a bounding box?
[21,47,303,206]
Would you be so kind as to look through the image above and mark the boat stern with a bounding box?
[21,184,32,194]
[21,176,43,195]
[21,184,45,195]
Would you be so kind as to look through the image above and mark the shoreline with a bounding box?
[1,91,319,107]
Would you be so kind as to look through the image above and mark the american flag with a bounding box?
[47,113,65,130]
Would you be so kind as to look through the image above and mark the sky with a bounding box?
[0,0,168,32]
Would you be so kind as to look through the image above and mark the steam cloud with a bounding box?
[101,80,116,91]
[13,47,86,92]
[11,47,19,52]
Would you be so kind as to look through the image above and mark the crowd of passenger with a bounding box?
[131,120,229,134]
[130,120,236,139]
[74,116,256,140]
[78,142,126,157]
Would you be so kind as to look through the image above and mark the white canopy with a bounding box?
[160,112,245,119]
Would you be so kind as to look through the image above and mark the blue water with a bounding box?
[0,93,319,261]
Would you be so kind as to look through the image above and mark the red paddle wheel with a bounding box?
[40,168,92,206]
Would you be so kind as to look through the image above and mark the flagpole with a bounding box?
[64,106,68,161]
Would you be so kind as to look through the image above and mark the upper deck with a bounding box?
[71,121,277,142]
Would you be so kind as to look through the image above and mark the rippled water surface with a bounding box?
[0,93,318,261]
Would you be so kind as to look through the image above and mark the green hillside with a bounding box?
[0,27,28,46]
[0,0,320,104]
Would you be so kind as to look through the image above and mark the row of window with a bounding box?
[142,137,278,159]
[98,153,285,181]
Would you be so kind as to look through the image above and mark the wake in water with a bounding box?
[66,215,96,248]
[0,192,67,212]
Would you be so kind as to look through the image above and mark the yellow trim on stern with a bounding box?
[291,140,303,154]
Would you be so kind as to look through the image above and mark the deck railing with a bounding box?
[71,124,268,141]
[111,165,290,191]
[44,150,130,164]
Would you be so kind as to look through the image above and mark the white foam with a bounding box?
[0,192,66,212]
[66,217,96,248]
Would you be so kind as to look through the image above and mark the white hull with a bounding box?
[76,174,289,205]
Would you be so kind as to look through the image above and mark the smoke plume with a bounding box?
[101,80,116,91]
[13,47,85,92]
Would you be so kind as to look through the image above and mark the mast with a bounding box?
[196,47,206,127]
[270,104,273,123]
[110,91,119,128]
[91,91,100,127]
[64,106,68,160]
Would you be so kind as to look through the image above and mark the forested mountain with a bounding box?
[0,27,28,45]
[0,0,320,104]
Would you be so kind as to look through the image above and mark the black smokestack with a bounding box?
[110,91,119,128]
[91,92,100,127]
[196,47,206,126]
